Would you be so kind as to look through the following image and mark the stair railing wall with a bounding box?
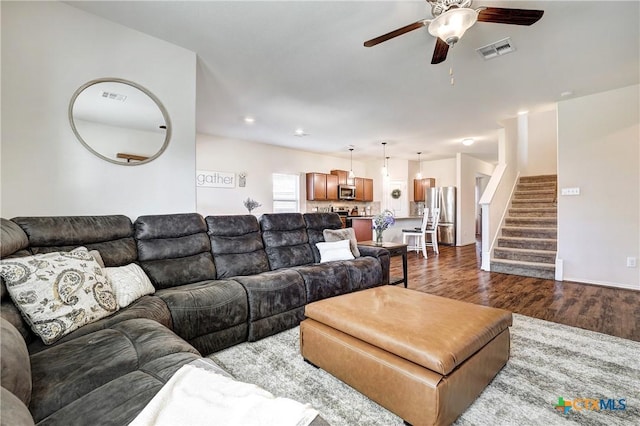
[479,164,520,271]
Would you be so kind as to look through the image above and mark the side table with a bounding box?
[358,241,408,288]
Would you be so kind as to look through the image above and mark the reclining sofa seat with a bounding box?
[206,214,307,341]
[134,213,248,355]
[1,216,173,354]
[0,218,202,425]
[260,213,385,304]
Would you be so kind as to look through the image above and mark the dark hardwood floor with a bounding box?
[390,242,640,342]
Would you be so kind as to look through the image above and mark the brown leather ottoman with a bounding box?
[300,286,512,426]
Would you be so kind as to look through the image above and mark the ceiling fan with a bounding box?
[364,0,544,64]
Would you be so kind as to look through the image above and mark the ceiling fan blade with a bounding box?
[364,20,428,47]
[431,37,449,64]
[477,7,544,26]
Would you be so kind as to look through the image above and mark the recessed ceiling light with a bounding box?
[462,138,474,146]
[243,117,255,124]
[294,128,308,137]
[560,91,574,97]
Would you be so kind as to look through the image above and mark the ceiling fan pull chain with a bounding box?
[449,66,455,86]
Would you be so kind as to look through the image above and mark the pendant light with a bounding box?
[348,148,355,180]
[381,142,387,176]
[416,152,422,179]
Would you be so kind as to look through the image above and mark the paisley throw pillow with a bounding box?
[0,247,119,344]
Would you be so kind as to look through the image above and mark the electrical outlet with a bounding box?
[561,187,580,196]
[627,257,637,268]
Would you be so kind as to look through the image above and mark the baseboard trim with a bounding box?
[563,276,639,291]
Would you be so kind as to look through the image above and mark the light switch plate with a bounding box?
[561,187,580,196]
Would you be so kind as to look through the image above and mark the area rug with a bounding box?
[209,314,640,425]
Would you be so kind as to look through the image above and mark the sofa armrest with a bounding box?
[357,246,390,285]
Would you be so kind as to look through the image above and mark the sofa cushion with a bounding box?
[26,295,172,355]
[29,318,200,423]
[156,279,248,354]
[232,269,306,341]
[0,247,118,345]
[303,213,343,263]
[337,256,384,291]
[1,387,34,426]
[0,317,31,406]
[206,215,270,278]
[106,263,156,308]
[260,213,314,270]
[135,214,216,289]
[293,263,352,303]
[0,218,29,258]
[12,216,136,267]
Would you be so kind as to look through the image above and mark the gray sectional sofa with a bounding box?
[0,212,389,425]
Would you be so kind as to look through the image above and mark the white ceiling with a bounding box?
[66,1,639,163]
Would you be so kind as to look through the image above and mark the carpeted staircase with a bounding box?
[490,175,557,279]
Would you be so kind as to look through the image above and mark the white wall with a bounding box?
[1,2,197,219]
[421,158,457,187]
[196,133,366,215]
[527,109,558,176]
[557,84,639,290]
[457,153,495,246]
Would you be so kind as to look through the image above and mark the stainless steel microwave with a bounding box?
[338,185,356,200]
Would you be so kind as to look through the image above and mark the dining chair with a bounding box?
[424,207,440,257]
[402,209,429,258]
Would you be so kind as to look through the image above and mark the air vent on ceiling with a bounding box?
[476,37,515,60]
[100,91,127,102]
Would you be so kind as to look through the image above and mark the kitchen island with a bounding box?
[352,216,422,243]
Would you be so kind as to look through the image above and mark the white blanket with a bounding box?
[130,364,319,426]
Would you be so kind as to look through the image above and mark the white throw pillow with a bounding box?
[316,239,355,263]
[323,228,360,258]
[0,247,118,344]
[105,263,155,308]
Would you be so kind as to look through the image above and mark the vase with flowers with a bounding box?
[372,209,395,245]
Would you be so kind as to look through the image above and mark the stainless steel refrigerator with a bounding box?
[425,186,456,245]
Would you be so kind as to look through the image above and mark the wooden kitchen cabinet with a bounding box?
[306,173,339,201]
[413,178,436,202]
[354,177,374,202]
[307,173,326,200]
[326,173,339,200]
[363,178,373,202]
[330,170,348,185]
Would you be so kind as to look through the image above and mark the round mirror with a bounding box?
[69,78,171,165]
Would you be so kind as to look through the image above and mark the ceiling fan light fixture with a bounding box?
[428,8,478,45]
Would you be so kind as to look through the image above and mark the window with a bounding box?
[272,173,300,213]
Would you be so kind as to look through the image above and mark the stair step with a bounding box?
[517,182,556,191]
[513,190,556,199]
[494,247,556,264]
[511,199,556,208]
[497,237,557,250]
[519,175,557,184]
[490,259,556,280]
[509,208,557,217]
[502,226,557,239]
[505,217,557,227]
